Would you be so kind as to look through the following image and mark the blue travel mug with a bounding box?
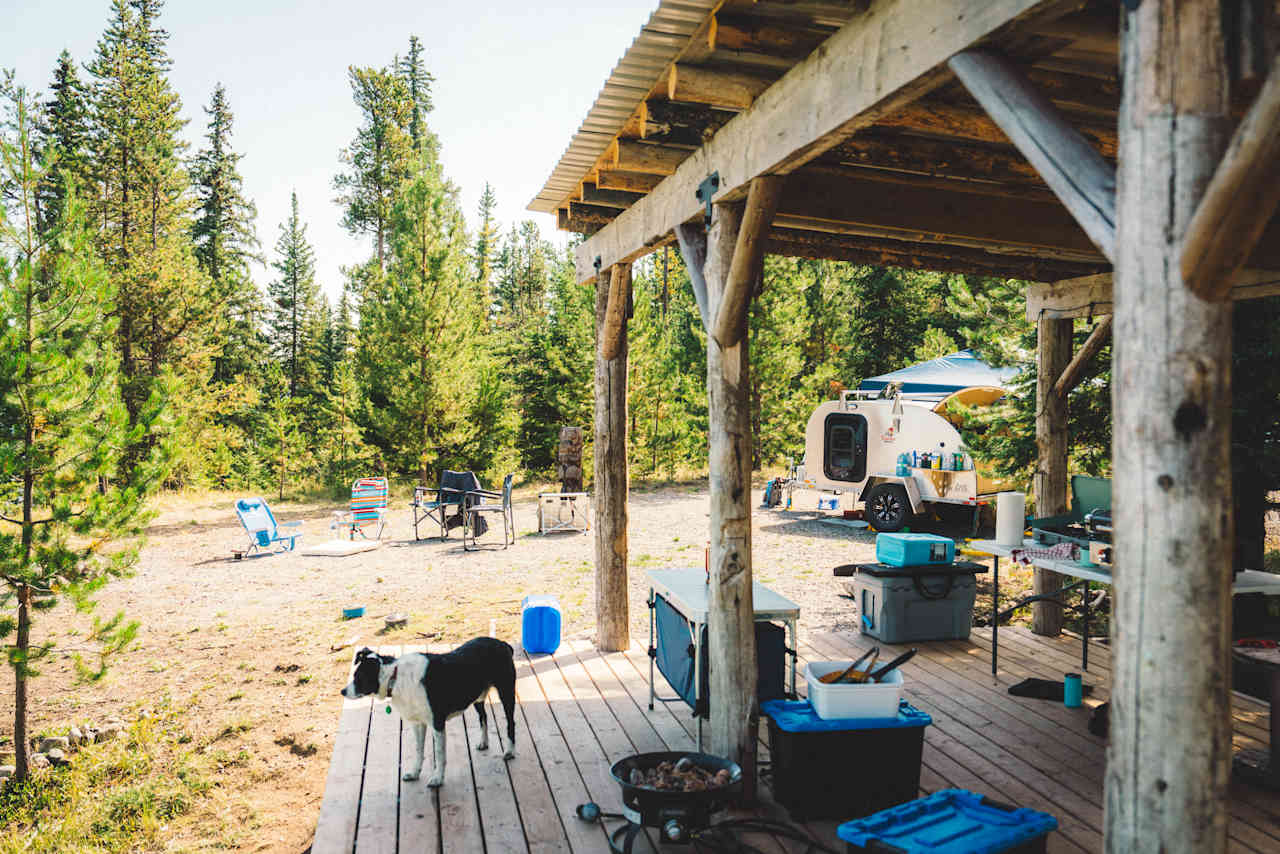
[1064,673,1083,708]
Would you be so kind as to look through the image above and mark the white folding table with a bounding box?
[646,568,800,749]
[969,538,1280,675]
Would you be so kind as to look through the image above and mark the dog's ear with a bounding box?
[355,647,377,662]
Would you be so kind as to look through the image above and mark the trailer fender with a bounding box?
[859,475,925,515]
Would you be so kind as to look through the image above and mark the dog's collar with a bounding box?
[382,665,398,700]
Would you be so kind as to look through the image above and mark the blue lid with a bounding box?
[837,789,1057,854]
[521,594,561,611]
[761,699,931,732]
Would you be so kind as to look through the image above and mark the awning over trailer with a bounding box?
[857,350,1017,401]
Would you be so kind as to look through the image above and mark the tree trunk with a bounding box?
[14,585,31,782]
[594,264,629,652]
[704,202,759,801]
[1105,4,1234,852]
[1033,314,1072,635]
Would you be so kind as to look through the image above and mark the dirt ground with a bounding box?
[0,480,1034,851]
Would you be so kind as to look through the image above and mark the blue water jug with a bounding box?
[521,595,562,654]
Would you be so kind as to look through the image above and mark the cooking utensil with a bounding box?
[868,648,917,682]
[819,645,880,686]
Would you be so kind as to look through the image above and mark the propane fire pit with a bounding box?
[608,751,742,850]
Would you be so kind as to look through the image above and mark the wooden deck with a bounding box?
[311,628,1280,854]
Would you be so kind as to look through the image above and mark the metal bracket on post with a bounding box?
[593,255,602,275]
[696,172,720,226]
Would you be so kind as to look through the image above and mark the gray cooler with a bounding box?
[845,561,987,643]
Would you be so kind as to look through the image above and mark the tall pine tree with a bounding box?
[268,191,319,398]
[396,35,435,153]
[474,182,498,291]
[190,83,262,382]
[35,50,93,230]
[1,82,148,783]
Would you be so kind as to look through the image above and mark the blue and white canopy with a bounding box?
[857,350,1017,403]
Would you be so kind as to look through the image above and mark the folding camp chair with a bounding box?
[412,470,480,540]
[331,477,389,540]
[463,474,516,551]
[235,497,303,554]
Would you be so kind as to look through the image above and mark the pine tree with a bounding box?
[268,191,320,398]
[0,83,148,783]
[358,155,501,482]
[474,182,498,290]
[191,83,262,382]
[748,257,811,469]
[35,50,93,230]
[87,0,209,478]
[396,35,435,152]
[333,66,414,270]
[493,221,550,323]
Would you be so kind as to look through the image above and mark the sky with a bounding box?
[3,0,655,298]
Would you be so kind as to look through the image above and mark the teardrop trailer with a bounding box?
[783,387,989,532]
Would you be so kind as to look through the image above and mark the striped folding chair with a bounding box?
[331,477,389,541]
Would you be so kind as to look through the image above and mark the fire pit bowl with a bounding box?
[609,751,743,845]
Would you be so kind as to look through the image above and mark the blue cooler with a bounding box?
[876,533,955,567]
[521,595,562,654]
[762,699,931,820]
[838,789,1058,853]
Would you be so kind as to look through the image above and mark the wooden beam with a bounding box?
[668,63,777,111]
[1052,314,1111,399]
[600,264,630,362]
[1026,269,1280,319]
[949,50,1117,261]
[1033,314,1072,636]
[674,222,712,330]
[701,200,759,800]
[713,176,785,348]
[581,182,645,209]
[576,0,1073,282]
[1182,55,1280,301]
[875,98,1118,158]
[610,139,691,176]
[593,263,629,653]
[567,202,618,227]
[597,170,665,193]
[1027,5,1118,53]
[1106,2,1235,850]
[765,227,1104,281]
[775,169,1105,260]
[709,12,832,60]
[822,132,1047,186]
[639,100,734,147]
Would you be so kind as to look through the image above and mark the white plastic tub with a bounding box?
[805,661,904,720]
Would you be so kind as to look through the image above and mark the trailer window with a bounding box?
[824,414,867,482]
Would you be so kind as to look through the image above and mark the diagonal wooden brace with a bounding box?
[711,176,785,348]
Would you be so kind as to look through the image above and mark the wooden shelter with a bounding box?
[530,1,1280,850]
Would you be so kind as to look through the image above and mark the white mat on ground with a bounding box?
[819,517,869,530]
[301,538,382,557]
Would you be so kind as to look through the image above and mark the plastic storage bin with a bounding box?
[837,789,1058,853]
[521,595,562,654]
[875,533,955,567]
[805,661,904,719]
[761,699,931,821]
[849,562,985,644]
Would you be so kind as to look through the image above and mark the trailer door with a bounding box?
[824,413,868,483]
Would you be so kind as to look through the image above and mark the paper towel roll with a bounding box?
[996,491,1026,547]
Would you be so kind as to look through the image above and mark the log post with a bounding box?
[1033,314,1072,636]
[704,201,759,800]
[1105,3,1234,852]
[594,263,630,652]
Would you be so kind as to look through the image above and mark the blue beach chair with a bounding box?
[235,497,303,554]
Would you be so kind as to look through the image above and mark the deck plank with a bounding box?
[354,646,402,854]
[439,712,485,854]
[464,694,528,854]
[313,695,373,854]
[396,646,440,854]
[514,651,609,853]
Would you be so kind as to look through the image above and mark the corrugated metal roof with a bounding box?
[527,0,718,214]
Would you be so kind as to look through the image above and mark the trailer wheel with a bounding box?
[865,483,910,532]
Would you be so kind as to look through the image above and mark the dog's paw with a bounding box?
[426,774,444,788]
[503,747,515,760]
[402,770,420,782]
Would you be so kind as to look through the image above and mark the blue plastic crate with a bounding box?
[521,595,562,654]
[876,532,956,567]
[838,789,1058,854]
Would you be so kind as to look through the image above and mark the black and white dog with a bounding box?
[341,637,517,787]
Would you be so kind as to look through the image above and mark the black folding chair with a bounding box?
[411,470,479,540]
[463,474,515,551]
